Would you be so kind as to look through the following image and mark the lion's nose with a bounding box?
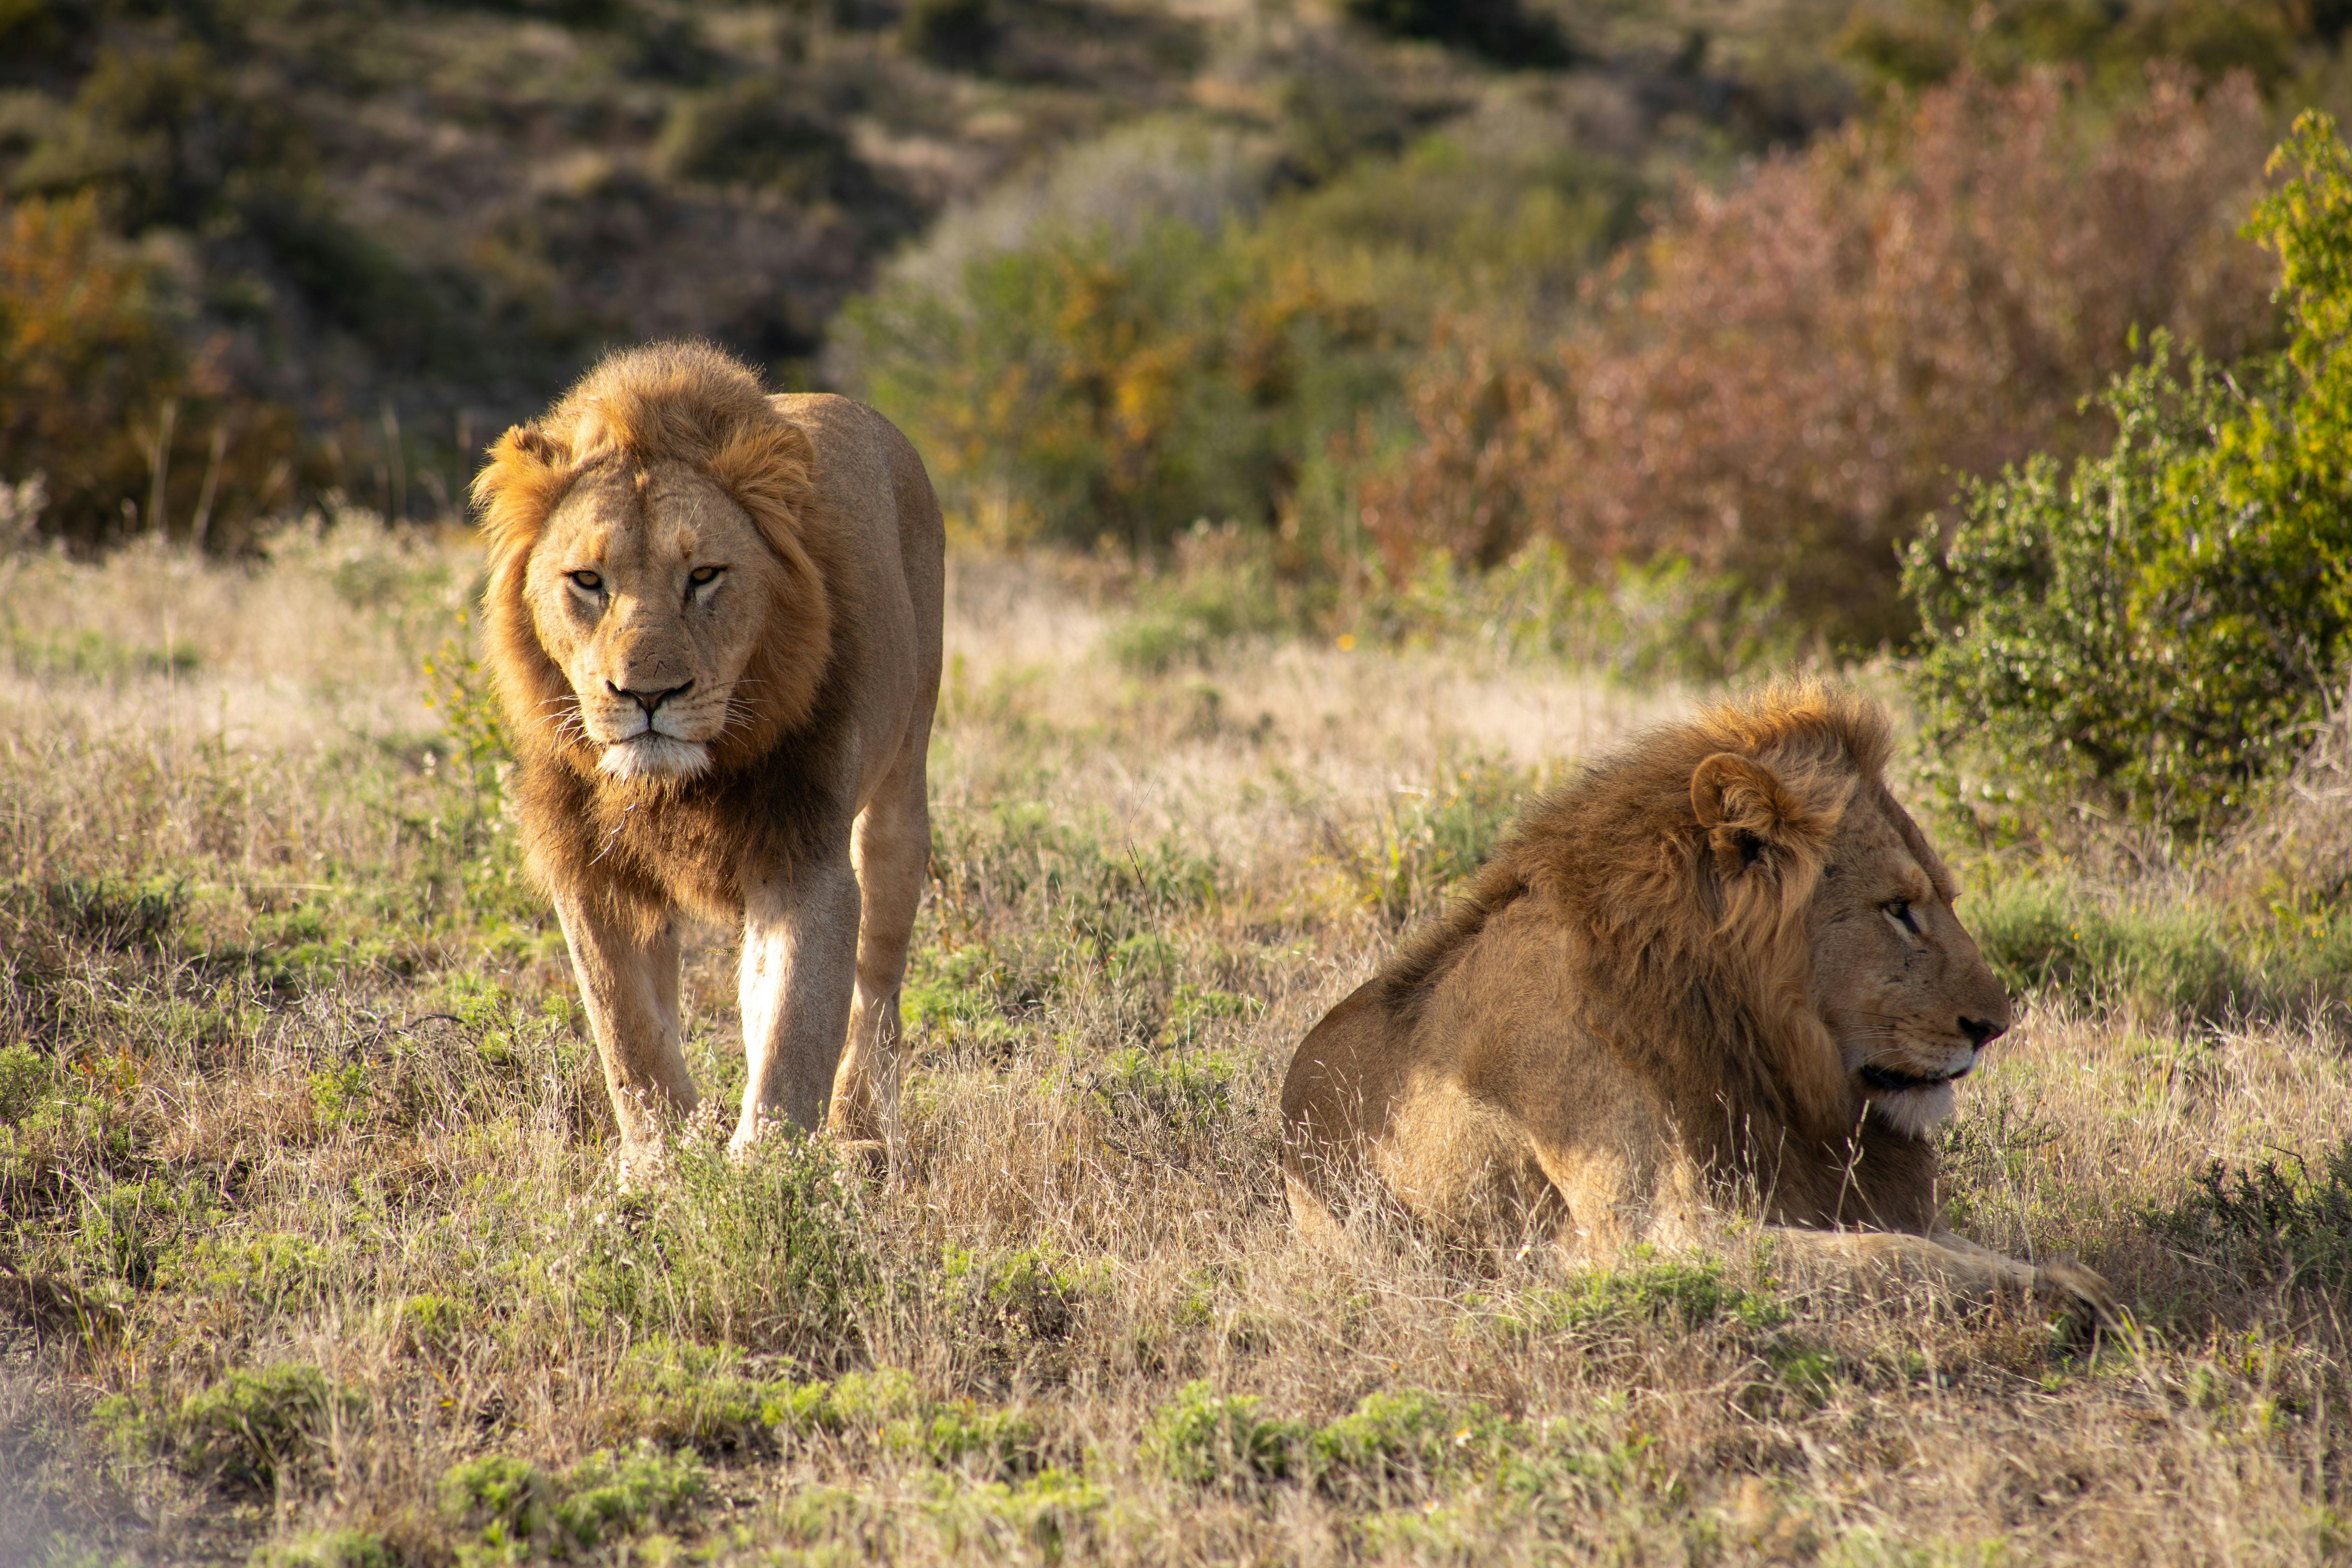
[1959,1015,2005,1049]
[608,679,693,715]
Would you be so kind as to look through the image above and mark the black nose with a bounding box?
[1959,1015,2005,1049]
[608,679,693,715]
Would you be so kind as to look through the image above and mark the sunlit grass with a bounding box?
[4,533,2352,1564]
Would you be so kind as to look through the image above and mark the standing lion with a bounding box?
[471,341,942,1171]
[1281,686,2115,1317]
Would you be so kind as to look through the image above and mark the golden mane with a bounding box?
[470,341,843,780]
[468,342,857,941]
[1381,683,1904,1150]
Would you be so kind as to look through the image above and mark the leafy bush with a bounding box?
[0,1044,55,1124]
[841,99,1634,560]
[1906,112,2352,842]
[1145,1382,1306,1488]
[1966,878,2249,1019]
[2149,1138,2352,1296]
[1354,541,1801,682]
[1370,68,2276,644]
[1309,1391,1505,1505]
[149,1363,356,1496]
[439,1443,706,1559]
[1324,756,1532,927]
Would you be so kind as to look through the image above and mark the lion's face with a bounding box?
[523,459,786,784]
[1806,791,2012,1138]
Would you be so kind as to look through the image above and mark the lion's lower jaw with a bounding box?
[1865,1081,1957,1139]
[598,736,713,783]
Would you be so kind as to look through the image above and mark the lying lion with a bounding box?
[472,341,942,1170]
[1281,685,2115,1317]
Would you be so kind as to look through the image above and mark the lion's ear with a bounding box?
[471,423,576,554]
[1690,752,1843,879]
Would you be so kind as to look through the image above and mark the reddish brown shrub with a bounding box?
[1365,68,2280,645]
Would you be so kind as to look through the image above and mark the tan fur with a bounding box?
[1281,684,2118,1319]
[472,341,944,1169]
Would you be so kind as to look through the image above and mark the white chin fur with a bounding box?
[1867,1082,1958,1139]
[598,736,711,782]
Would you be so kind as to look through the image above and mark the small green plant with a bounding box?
[1325,756,1531,926]
[162,1363,355,1495]
[44,876,183,950]
[579,1136,876,1363]
[439,1444,706,1560]
[252,1529,397,1568]
[2149,1138,2352,1295]
[0,1044,55,1124]
[1145,1382,1305,1488]
[1308,1391,1504,1504]
[888,1401,1047,1480]
[1491,1259,1788,1338]
[941,1244,1090,1345]
[1087,1046,1236,1145]
[421,621,510,807]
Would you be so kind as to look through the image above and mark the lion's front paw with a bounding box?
[727,1115,783,1163]
[831,1138,891,1182]
[2033,1256,2123,1326]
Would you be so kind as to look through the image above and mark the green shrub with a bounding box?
[1326,755,1532,927]
[1966,878,2250,1020]
[252,1529,397,1568]
[579,1137,875,1363]
[887,1402,1047,1479]
[1145,1382,1304,1488]
[2149,1138,2352,1296]
[1489,1259,1788,1338]
[164,1363,355,1495]
[439,1444,705,1558]
[1905,112,2352,844]
[1309,1391,1504,1504]
[0,1044,54,1124]
[940,1245,1089,1345]
[1087,1046,1237,1145]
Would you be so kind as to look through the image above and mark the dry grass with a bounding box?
[5,531,2352,1566]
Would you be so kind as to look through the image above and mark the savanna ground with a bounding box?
[7,527,2352,1566]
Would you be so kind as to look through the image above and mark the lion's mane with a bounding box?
[1329,684,1944,1231]
[469,342,857,934]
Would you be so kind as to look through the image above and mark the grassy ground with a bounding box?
[7,530,2352,1566]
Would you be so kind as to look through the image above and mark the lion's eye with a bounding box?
[689,566,723,586]
[568,570,603,593]
[1884,899,1921,934]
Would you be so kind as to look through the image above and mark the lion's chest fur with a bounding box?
[513,746,850,934]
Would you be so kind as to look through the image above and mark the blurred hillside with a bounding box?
[3,0,2349,557]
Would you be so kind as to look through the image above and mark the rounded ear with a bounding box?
[1690,751,1840,878]
[471,423,577,557]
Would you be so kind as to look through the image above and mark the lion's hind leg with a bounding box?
[829,722,931,1164]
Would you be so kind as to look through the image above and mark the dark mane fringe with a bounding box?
[1376,682,1892,1029]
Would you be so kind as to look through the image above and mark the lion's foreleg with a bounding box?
[735,855,862,1155]
[831,739,929,1156]
[553,892,694,1171]
[1765,1226,2118,1321]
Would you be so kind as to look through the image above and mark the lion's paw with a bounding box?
[2032,1256,2123,1326]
